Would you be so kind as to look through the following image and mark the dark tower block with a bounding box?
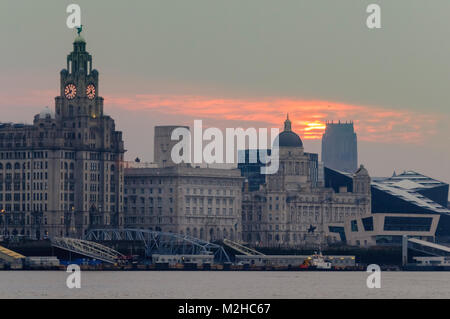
[321,121,357,173]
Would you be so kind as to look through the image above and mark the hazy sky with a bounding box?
[0,0,449,185]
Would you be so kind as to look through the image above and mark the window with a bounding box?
[328,226,346,242]
[351,220,358,232]
[362,217,374,231]
[383,217,432,232]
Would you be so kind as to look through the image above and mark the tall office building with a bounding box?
[321,121,357,173]
[154,126,189,167]
[0,33,125,239]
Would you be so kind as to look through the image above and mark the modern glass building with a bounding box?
[238,149,321,191]
[324,167,450,245]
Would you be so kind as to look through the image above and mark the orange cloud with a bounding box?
[105,94,439,144]
[0,88,439,145]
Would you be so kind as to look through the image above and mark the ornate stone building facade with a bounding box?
[124,126,243,242]
[0,34,125,239]
[242,116,371,248]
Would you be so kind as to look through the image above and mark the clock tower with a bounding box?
[55,34,103,120]
[52,31,125,237]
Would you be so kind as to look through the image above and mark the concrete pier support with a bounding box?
[402,235,408,266]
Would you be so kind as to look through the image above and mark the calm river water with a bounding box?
[0,271,449,299]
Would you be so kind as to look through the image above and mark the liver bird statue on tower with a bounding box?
[76,25,83,36]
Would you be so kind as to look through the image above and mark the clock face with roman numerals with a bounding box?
[86,84,96,100]
[64,84,77,100]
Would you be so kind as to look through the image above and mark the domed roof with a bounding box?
[39,107,55,120]
[276,131,303,147]
[355,164,369,176]
[274,114,303,148]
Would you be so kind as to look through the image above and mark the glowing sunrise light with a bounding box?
[296,121,327,139]
[304,122,326,131]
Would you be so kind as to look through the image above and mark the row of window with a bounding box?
[0,192,48,202]
[0,151,48,159]
[0,203,47,212]
[0,161,48,170]
[126,187,168,195]
[186,198,234,206]
[185,207,234,216]
[186,188,234,196]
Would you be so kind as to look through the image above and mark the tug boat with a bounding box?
[300,251,332,270]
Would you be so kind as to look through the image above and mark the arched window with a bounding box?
[6,163,12,170]
[0,163,3,169]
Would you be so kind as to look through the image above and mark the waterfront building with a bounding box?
[0,34,125,239]
[321,121,357,173]
[325,168,450,245]
[340,213,440,247]
[372,170,449,209]
[124,126,244,242]
[241,116,371,248]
